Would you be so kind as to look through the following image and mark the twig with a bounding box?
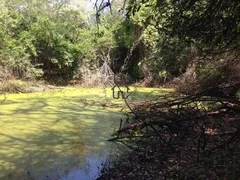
[1,93,7,104]
[116,140,139,151]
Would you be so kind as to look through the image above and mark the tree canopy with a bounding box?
[0,0,239,88]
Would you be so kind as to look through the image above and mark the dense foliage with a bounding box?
[0,0,103,82]
[0,0,239,90]
[125,0,240,89]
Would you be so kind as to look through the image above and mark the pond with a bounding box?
[0,87,173,180]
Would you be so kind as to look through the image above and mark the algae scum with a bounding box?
[0,87,173,180]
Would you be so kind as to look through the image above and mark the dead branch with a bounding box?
[104,84,240,179]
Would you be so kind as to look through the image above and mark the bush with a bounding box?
[0,80,31,93]
[74,63,115,87]
[176,54,240,98]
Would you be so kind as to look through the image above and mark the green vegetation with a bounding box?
[0,0,133,86]
[0,0,239,179]
[0,0,92,81]
[1,0,238,92]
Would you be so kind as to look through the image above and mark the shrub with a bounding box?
[0,80,31,93]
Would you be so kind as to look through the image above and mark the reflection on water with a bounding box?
[0,88,123,180]
[40,154,110,180]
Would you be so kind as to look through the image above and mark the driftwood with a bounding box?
[103,83,240,179]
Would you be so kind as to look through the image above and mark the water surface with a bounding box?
[0,87,173,180]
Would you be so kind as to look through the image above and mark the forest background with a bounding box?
[1,1,240,179]
[0,0,239,96]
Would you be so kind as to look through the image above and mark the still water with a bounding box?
[0,87,173,180]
